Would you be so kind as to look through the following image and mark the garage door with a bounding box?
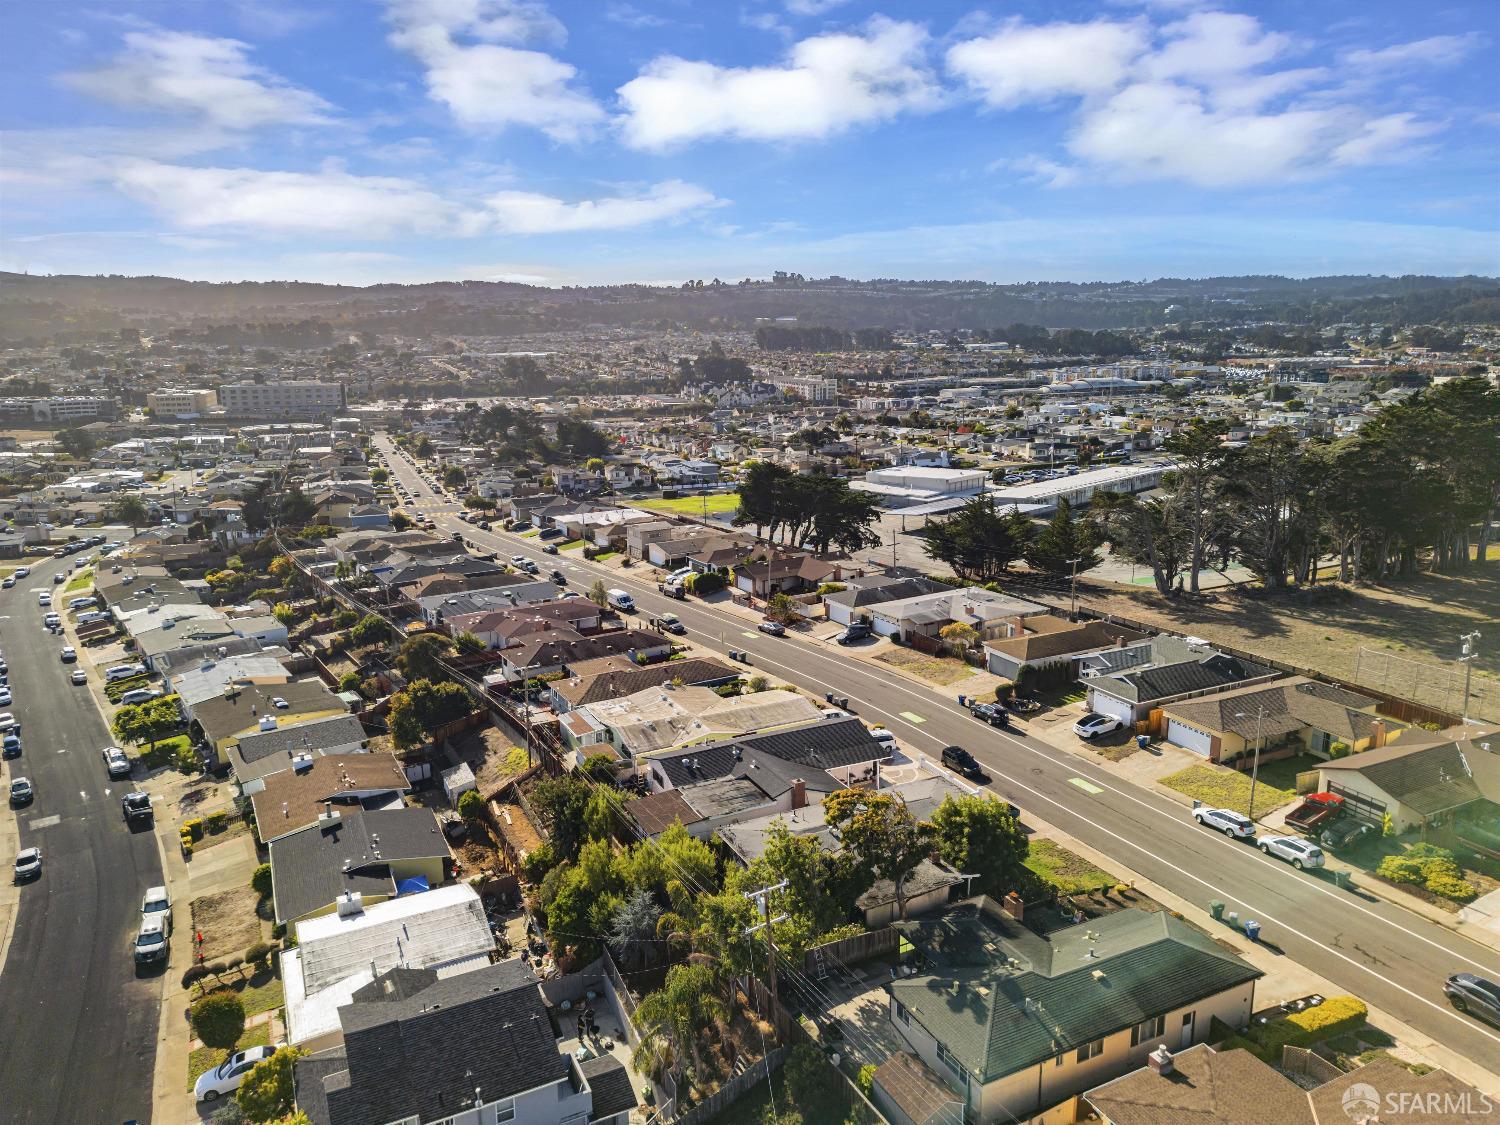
[1088,690,1135,725]
[1166,719,1214,757]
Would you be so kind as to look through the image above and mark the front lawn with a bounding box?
[558,539,586,550]
[1159,764,1297,817]
[187,1021,270,1089]
[135,733,192,769]
[591,549,620,561]
[639,493,740,517]
[519,528,540,537]
[1252,754,1324,795]
[1026,839,1117,895]
[64,568,94,593]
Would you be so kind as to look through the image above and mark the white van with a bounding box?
[106,663,147,683]
[607,588,636,612]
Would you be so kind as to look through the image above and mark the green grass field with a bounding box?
[64,568,94,593]
[638,493,740,517]
[1025,839,1117,894]
[1159,764,1297,817]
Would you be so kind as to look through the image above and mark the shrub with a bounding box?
[519,841,557,884]
[226,956,245,976]
[857,1063,877,1096]
[183,817,206,842]
[1242,995,1367,1062]
[245,941,276,972]
[235,1046,302,1122]
[182,964,211,991]
[191,991,247,1049]
[457,789,486,821]
[1329,741,1351,759]
[1377,854,1427,885]
[1425,872,1479,902]
[746,675,769,693]
[250,863,273,898]
[174,743,199,773]
[206,810,229,834]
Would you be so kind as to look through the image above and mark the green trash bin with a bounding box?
[1209,900,1225,921]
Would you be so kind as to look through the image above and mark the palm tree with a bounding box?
[633,963,726,1085]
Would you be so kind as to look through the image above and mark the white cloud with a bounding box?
[484,180,722,233]
[111,161,455,237]
[1331,113,1443,165]
[617,17,940,148]
[64,30,331,129]
[1344,34,1482,70]
[1000,155,1081,188]
[783,0,852,15]
[946,18,1148,108]
[1142,11,1290,83]
[385,0,604,139]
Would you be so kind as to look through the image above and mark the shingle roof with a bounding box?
[1103,654,1277,704]
[234,712,367,766]
[985,619,1148,664]
[308,960,570,1125]
[193,680,345,746]
[1320,739,1483,814]
[1162,677,1382,742]
[580,1055,638,1120]
[628,790,706,835]
[269,807,447,924]
[890,902,1261,1082]
[552,656,739,707]
[1083,1044,1314,1125]
[644,715,887,788]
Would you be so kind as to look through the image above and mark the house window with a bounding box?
[936,1044,966,1082]
[1131,1015,1166,1046]
[1075,1038,1104,1064]
[492,1098,515,1123]
[894,1001,909,1026]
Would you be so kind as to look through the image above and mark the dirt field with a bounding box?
[1074,570,1499,722]
[190,887,263,963]
[873,646,978,686]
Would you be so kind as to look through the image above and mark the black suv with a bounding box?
[940,745,988,782]
[122,791,154,826]
[836,622,872,645]
[969,701,1010,727]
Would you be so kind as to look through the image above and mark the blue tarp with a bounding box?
[395,875,430,896]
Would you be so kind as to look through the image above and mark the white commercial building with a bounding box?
[219,381,345,418]
[856,465,989,508]
[988,461,1177,514]
[147,388,217,418]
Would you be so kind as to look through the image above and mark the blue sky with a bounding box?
[3,0,1497,285]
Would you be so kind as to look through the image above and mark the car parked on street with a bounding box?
[122,791,153,826]
[70,668,88,685]
[101,746,131,779]
[1072,712,1123,739]
[133,912,171,966]
[59,646,77,663]
[1445,973,1500,1027]
[194,1045,278,1103]
[1193,806,1256,838]
[940,745,989,782]
[0,687,10,706]
[10,776,35,806]
[968,701,1010,727]
[1259,836,1325,869]
[757,620,786,636]
[142,885,172,920]
[2,733,19,759]
[14,847,42,881]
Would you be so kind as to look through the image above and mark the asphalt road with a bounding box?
[0,563,163,1123]
[375,435,1500,1080]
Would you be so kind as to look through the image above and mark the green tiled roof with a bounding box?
[891,904,1261,1082]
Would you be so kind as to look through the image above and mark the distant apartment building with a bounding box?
[0,395,119,424]
[767,373,838,403]
[147,388,217,418]
[219,381,345,419]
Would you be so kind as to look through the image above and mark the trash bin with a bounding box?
[826,692,835,704]
[957,694,966,708]
[1244,919,1261,942]
[1209,900,1225,921]
[1136,734,1149,751]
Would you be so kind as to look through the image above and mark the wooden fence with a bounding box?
[670,1049,787,1125]
[803,927,898,974]
[1281,1045,1344,1085]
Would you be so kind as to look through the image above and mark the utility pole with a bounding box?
[1069,556,1082,620]
[1460,630,1481,722]
[1235,704,1267,821]
[744,880,788,1020]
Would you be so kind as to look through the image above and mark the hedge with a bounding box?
[1235,995,1368,1062]
[1376,845,1478,903]
[191,991,247,1050]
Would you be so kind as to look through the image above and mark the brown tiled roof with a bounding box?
[1084,1045,1312,1125]
[1162,677,1381,742]
[251,753,409,841]
[873,1053,963,1125]
[985,618,1148,663]
[628,790,705,835]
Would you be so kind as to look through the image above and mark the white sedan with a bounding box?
[194,1045,278,1102]
[1259,836,1325,869]
[1072,712,1123,739]
[71,668,88,685]
[1193,806,1257,839]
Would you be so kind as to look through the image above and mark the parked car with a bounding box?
[1258,836,1325,869]
[194,1045,278,1103]
[70,668,88,685]
[14,566,29,578]
[0,687,10,706]
[0,713,16,734]
[37,591,50,607]
[1193,806,1256,839]
[10,776,35,806]
[1319,819,1373,850]
[2,733,19,759]
[835,622,872,645]
[758,620,786,636]
[134,912,171,965]
[1073,712,1123,739]
[142,885,172,920]
[101,746,131,779]
[659,613,686,635]
[1,576,13,589]
[59,646,77,663]
[868,726,897,748]
[940,745,989,782]
[122,791,153,826]
[1445,973,1500,1027]
[968,701,1010,727]
[14,847,42,881]
[542,543,558,554]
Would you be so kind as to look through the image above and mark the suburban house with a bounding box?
[488,627,674,683]
[444,599,603,650]
[984,617,1149,681]
[295,958,638,1125]
[268,806,451,926]
[281,883,495,1050]
[548,655,740,713]
[191,679,349,766]
[250,753,411,844]
[1313,722,1500,834]
[887,898,1261,1123]
[1083,638,1281,727]
[867,586,1049,644]
[227,713,370,788]
[626,752,844,842]
[1084,1043,1492,1125]
[733,553,844,599]
[1155,677,1397,764]
[638,714,891,793]
[415,579,563,625]
[561,685,824,759]
[822,573,950,628]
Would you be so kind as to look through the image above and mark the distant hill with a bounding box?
[2,270,1496,346]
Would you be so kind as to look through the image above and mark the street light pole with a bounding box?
[1235,704,1267,822]
[1459,630,1481,723]
[1069,557,1082,620]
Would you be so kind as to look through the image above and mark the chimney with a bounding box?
[1002,891,1025,921]
[1147,1045,1174,1075]
[1370,718,1388,749]
[790,778,807,809]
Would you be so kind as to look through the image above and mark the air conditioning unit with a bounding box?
[335,891,363,917]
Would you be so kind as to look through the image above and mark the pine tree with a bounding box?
[1026,498,1102,577]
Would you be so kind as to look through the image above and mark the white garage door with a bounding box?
[1088,690,1135,725]
[1166,719,1214,757]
